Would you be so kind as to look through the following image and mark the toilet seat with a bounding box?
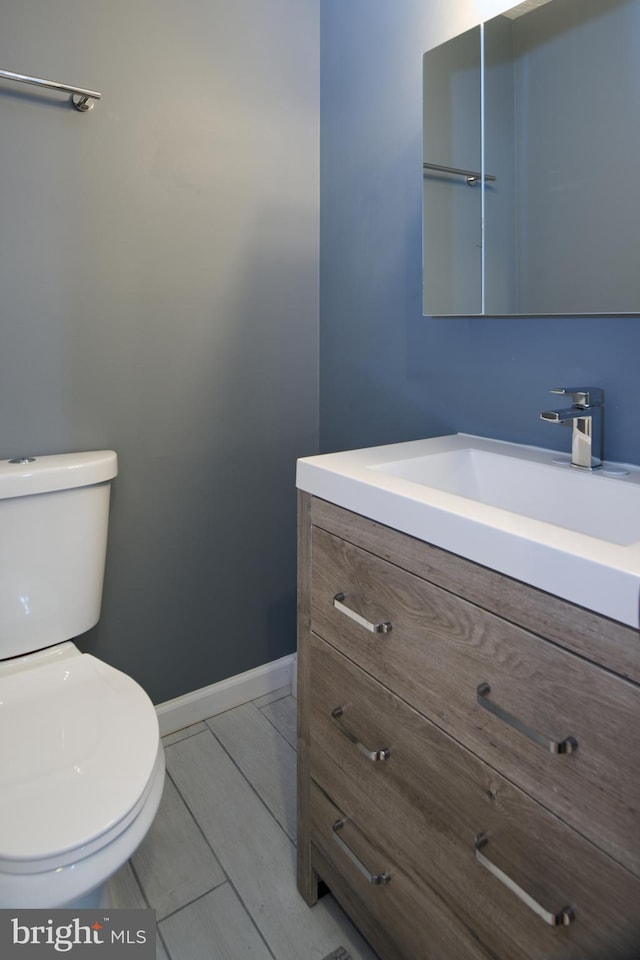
[0,642,159,873]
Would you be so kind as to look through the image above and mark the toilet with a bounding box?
[0,450,165,908]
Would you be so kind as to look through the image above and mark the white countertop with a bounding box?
[297,433,640,628]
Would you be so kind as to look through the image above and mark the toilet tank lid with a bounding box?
[0,450,118,500]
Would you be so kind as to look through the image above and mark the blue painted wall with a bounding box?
[320,0,640,465]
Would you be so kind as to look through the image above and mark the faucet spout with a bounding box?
[540,387,604,470]
[540,407,590,424]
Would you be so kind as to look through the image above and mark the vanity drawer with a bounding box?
[309,634,640,960]
[310,526,640,876]
[310,781,494,960]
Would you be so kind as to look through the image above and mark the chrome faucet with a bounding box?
[540,387,604,470]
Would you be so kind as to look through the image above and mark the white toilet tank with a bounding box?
[0,451,118,659]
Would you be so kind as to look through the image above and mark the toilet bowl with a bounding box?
[0,451,165,907]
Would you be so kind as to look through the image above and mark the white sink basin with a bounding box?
[373,446,640,546]
[296,434,640,627]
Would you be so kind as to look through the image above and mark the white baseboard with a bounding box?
[155,653,295,737]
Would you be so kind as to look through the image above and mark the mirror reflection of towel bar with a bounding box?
[423,161,496,185]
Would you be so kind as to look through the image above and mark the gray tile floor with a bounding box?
[106,688,378,960]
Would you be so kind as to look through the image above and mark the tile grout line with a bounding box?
[156,925,172,960]
[145,765,228,957]
[251,687,293,710]
[161,725,207,748]
[203,716,298,848]
[162,766,230,900]
[255,698,297,748]
[191,878,278,960]
[164,734,280,960]
[159,881,278,960]
[155,880,230,925]
[160,693,290,747]
[127,857,151,911]
[124,847,173,960]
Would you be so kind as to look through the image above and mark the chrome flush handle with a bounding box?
[332,819,391,886]
[477,683,578,755]
[331,707,390,762]
[333,593,392,634]
[475,833,575,927]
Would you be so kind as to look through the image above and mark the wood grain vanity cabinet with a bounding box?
[297,492,640,960]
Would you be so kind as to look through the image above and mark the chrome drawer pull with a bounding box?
[331,707,391,761]
[477,682,578,755]
[332,819,391,886]
[474,833,575,927]
[333,593,392,634]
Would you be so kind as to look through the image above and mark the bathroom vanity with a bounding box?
[296,436,640,960]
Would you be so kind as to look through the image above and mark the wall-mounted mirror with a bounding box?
[422,0,640,317]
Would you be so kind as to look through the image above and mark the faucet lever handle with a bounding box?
[549,387,603,408]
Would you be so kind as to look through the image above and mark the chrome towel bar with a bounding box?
[423,161,496,185]
[0,68,101,111]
